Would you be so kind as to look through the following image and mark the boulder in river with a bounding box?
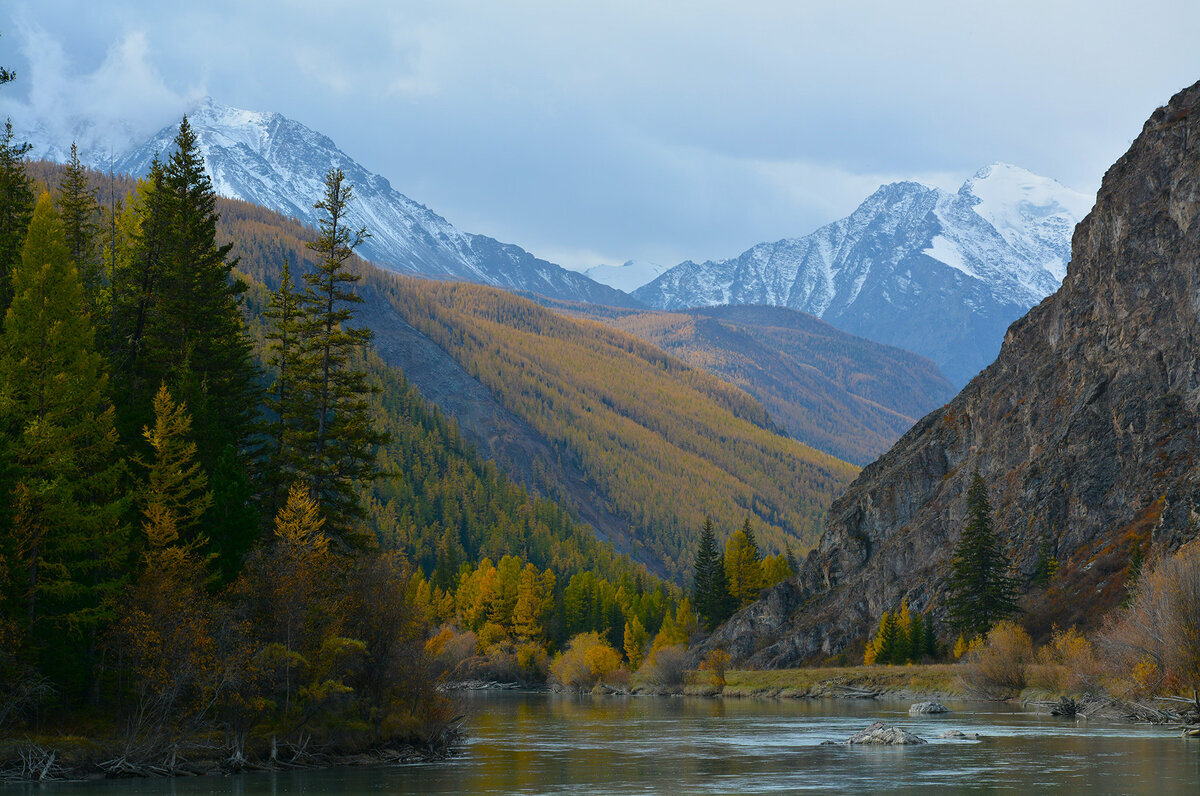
[937,730,982,740]
[847,722,927,745]
[909,701,950,715]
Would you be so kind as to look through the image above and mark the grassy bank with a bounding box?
[701,665,963,699]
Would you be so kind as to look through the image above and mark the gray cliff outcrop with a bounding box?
[704,80,1200,666]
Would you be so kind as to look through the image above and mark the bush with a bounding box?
[959,620,1033,699]
[635,644,688,690]
[1027,627,1102,694]
[1102,542,1200,695]
[550,632,622,689]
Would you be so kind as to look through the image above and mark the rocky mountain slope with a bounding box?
[634,164,1092,386]
[542,301,955,465]
[701,81,1200,666]
[22,99,636,307]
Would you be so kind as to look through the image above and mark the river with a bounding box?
[4,691,1197,793]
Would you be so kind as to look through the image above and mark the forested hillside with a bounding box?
[543,301,954,465]
[368,277,858,582]
[3,135,712,760]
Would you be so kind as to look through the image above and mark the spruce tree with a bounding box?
[945,469,1019,637]
[57,143,102,303]
[291,167,386,537]
[111,118,260,574]
[261,258,303,517]
[0,193,127,691]
[0,120,33,317]
[693,516,734,630]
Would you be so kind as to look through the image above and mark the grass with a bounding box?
[715,664,963,699]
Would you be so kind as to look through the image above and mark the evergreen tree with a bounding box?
[112,118,259,574]
[262,258,303,516]
[56,143,102,303]
[292,167,386,536]
[874,611,899,664]
[692,517,733,630]
[0,120,33,316]
[945,469,1020,637]
[0,193,126,692]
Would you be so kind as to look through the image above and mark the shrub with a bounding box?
[959,620,1033,699]
[699,649,732,689]
[550,632,623,689]
[635,644,688,690]
[1028,627,1102,694]
[1102,541,1200,695]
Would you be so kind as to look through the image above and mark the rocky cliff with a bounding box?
[705,80,1200,666]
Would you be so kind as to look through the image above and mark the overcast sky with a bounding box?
[2,1,1199,270]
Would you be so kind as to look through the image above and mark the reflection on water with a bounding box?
[4,692,1198,794]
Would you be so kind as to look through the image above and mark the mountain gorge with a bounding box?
[542,301,955,465]
[701,81,1200,666]
[635,164,1092,386]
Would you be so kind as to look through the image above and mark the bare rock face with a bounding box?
[704,80,1200,666]
[846,722,927,745]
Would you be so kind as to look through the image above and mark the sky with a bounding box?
[2,1,1200,271]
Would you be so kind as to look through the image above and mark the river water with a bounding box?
[5,691,1198,794]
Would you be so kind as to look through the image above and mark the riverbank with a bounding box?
[0,721,464,784]
[716,664,962,700]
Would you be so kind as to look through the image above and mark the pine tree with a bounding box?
[261,258,304,516]
[56,143,102,304]
[0,193,126,691]
[291,167,386,536]
[0,119,33,317]
[874,610,899,664]
[692,517,733,630]
[945,469,1020,637]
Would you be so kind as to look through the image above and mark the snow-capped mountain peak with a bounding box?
[634,165,1095,385]
[23,99,635,308]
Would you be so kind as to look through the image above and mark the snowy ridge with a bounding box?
[634,165,1093,385]
[582,260,669,292]
[25,98,636,308]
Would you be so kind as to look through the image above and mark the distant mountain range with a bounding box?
[634,164,1093,385]
[21,99,637,308]
[21,101,1090,388]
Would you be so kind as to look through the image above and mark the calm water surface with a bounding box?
[5,691,1198,794]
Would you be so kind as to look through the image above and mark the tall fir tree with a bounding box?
[261,258,303,517]
[111,118,260,575]
[56,143,102,304]
[0,119,33,317]
[0,193,127,694]
[693,516,734,630]
[291,167,386,538]
[945,469,1020,637]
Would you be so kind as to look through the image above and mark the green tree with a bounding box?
[292,167,386,536]
[945,469,1019,637]
[0,193,126,693]
[56,143,102,303]
[261,258,304,516]
[0,119,33,316]
[693,516,733,630]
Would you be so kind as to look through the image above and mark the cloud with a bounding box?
[0,21,198,159]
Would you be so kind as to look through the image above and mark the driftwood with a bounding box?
[830,684,880,698]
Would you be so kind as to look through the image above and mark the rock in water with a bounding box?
[847,722,927,745]
[938,730,982,740]
[699,80,1200,667]
[909,701,950,715]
